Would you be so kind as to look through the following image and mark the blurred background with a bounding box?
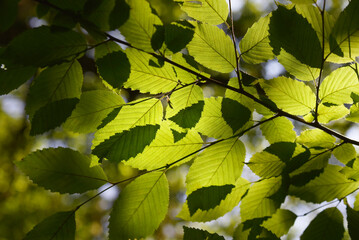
[0,0,354,239]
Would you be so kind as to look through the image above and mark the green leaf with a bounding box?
[30,98,79,136]
[24,211,75,240]
[278,49,320,81]
[0,59,36,95]
[261,77,316,115]
[96,50,130,89]
[16,147,107,194]
[333,143,356,165]
[240,176,283,222]
[289,165,359,203]
[225,78,255,111]
[329,0,359,61]
[301,207,344,240]
[123,48,181,94]
[93,124,160,163]
[63,90,125,133]
[92,98,163,148]
[183,226,225,240]
[109,0,130,29]
[195,97,238,139]
[239,14,274,64]
[260,116,296,144]
[261,209,297,238]
[269,5,322,68]
[179,0,229,25]
[319,66,359,105]
[187,22,237,73]
[169,101,204,129]
[347,103,359,122]
[2,26,87,67]
[296,129,335,149]
[0,0,19,32]
[317,103,349,124]
[94,41,122,60]
[178,177,249,222]
[125,121,203,170]
[109,172,169,240]
[186,138,245,194]
[83,0,115,31]
[26,60,83,117]
[165,22,194,53]
[221,98,251,133]
[248,149,287,179]
[347,205,359,240]
[46,0,87,11]
[119,0,162,52]
[187,185,234,215]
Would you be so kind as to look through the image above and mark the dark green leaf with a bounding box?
[97,107,122,130]
[187,185,234,216]
[347,205,359,239]
[222,98,251,133]
[47,0,87,11]
[24,211,75,240]
[183,226,225,240]
[30,98,79,136]
[16,147,108,194]
[165,22,194,53]
[96,50,130,89]
[109,0,130,29]
[83,0,115,31]
[2,26,87,67]
[93,125,160,162]
[169,101,204,129]
[269,5,322,68]
[171,129,187,143]
[151,25,165,51]
[0,0,19,32]
[301,207,344,240]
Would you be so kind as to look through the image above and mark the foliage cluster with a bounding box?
[2,0,359,239]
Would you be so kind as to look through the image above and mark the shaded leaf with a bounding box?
[109,172,169,240]
[109,0,130,29]
[63,90,125,133]
[169,101,204,129]
[347,205,359,240]
[183,226,225,240]
[222,98,251,133]
[83,0,115,31]
[93,125,160,163]
[301,207,344,240]
[2,26,87,67]
[165,22,194,53]
[0,0,19,32]
[24,211,75,240]
[187,22,236,73]
[16,148,107,194]
[96,50,130,89]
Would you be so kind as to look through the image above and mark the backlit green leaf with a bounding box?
[109,172,169,240]
[296,129,335,149]
[63,90,125,133]
[96,50,130,89]
[240,14,274,64]
[183,226,225,240]
[16,148,107,194]
[24,211,75,240]
[119,0,162,51]
[2,26,87,67]
[261,209,297,237]
[319,66,359,105]
[179,0,229,25]
[261,77,316,115]
[92,124,160,163]
[333,143,356,165]
[317,103,349,124]
[187,22,236,73]
[301,207,344,240]
[347,103,359,122]
[186,138,245,194]
[289,165,359,203]
[260,116,296,144]
[169,101,204,129]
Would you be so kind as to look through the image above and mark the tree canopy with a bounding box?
[1,0,359,239]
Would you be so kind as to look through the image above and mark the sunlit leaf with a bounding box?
[183,226,225,240]
[109,172,169,239]
[347,103,359,123]
[296,129,335,149]
[2,26,87,67]
[333,143,356,165]
[240,14,274,64]
[301,207,344,240]
[225,78,255,111]
[289,165,359,203]
[261,209,297,237]
[260,116,296,144]
[261,77,316,115]
[119,0,162,51]
[319,66,359,105]
[169,101,204,129]
[179,0,229,25]
[317,103,349,124]
[63,90,125,133]
[16,148,107,194]
[24,211,75,240]
[187,22,236,73]
[93,124,160,162]
[186,138,245,194]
